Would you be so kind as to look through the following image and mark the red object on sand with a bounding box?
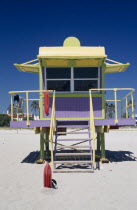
[44,162,52,188]
[44,92,49,116]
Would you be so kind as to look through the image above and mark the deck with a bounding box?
[10,118,135,128]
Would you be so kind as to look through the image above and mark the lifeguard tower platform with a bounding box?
[9,37,135,172]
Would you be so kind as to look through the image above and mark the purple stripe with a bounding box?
[10,118,135,128]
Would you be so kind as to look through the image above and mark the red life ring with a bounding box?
[44,92,49,116]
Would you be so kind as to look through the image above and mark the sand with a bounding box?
[0,128,137,210]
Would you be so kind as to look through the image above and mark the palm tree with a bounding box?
[106,102,115,119]
[128,99,136,108]
[122,99,136,118]
[30,101,39,115]
[7,104,17,115]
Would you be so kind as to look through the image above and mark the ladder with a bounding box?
[53,120,94,173]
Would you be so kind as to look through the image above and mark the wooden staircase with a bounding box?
[53,121,94,173]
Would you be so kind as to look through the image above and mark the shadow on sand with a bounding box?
[105,150,137,162]
[21,150,137,164]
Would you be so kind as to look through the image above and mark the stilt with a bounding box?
[100,133,109,163]
[97,133,101,152]
[36,133,45,164]
[45,127,50,160]
[96,133,101,161]
[40,133,45,159]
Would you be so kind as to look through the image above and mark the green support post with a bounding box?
[101,133,105,158]
[36,132,45,164]
[45,128,50,159]
[97,133,101,152]
[100,133,109,163]
[40,133,45,159]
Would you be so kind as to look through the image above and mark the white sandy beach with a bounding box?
[0,128,137,210]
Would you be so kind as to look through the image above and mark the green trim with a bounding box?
[41,59,47,67]
[102,64,105,119]
[49,93,103,97]
[68,60,76,67]
[39,61,43,120]
[98,58,105,66]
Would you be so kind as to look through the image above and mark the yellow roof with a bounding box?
[14,64,39,73]
[14,37,130,73]
[38,46,106,58]
[105,63,130,73]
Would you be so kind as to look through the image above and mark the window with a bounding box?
[75,80,98,91]
[74,67,98,78]
[47,80,70,91]
[46,67,71,91]
[74,67,99,91]
[46,67,71,79]
[45,67,100,92]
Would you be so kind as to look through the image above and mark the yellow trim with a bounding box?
[105,63,130,73]
[14,64,39,73]
[22,59,39,65]
[40,117,104,120]
[9,90,53,94]
[49,90,56,168]
[89,89,96,168]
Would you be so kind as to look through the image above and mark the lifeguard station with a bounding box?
[9,37,135,172]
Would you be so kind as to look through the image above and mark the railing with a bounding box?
[89,89,96,168]
[89,88,135,167]
[49,90,56,167]
[9,90,54,125]
[11,99,25,121]
[9,89,56,167]
[89,88,135,123]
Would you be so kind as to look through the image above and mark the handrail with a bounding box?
[9,89,56,167]
[89,88,135,168]
[49,90,56,168]
[9,90,53,94]
[89,90,96,169]
[9,90,54,125]
[89,88,135,122]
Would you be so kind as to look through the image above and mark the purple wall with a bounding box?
[43,97,102,119]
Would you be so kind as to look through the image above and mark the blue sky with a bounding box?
[0,0,137,113]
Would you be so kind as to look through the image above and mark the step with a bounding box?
[56,145,91,149]
[57,120,89,126]
[57,132,90,135]
[57,125,89,128]
[53,169,94,173]
[55,153,92,156]
[56,139,91,141]
[54,160,92,164]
